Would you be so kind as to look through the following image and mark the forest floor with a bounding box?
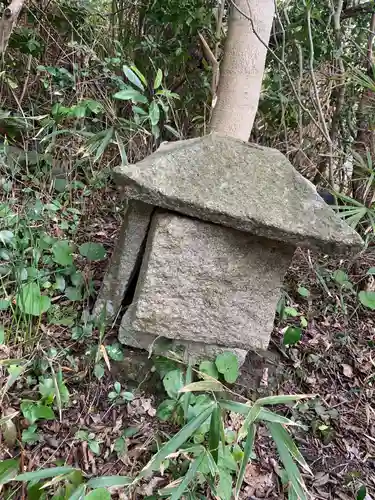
[1,174,375,500]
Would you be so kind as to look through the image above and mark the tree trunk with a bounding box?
[210,0,275,141]
[0,0,25,54]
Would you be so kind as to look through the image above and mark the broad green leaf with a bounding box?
[106,343,124,361]
[68,484,86,499]
[179,380,224,393]
[235,423,256,499]
[65,287,82,301]
[15,467,78,482]
[284,307,299,317]
[52,240,74,266]
[86,475,132,488]
[216,469,233,500]
[0,458,19,485]
[94,363,104,380]
[153,68,163,89]
[130,65,147,86]
[79,242,106,261]
[359,291,375,310]
[297,286,309,298]
[208,406,221,463]
[199,360,219,379]
[283,326,302,346]
[140,402,216,478]
[0,230,14,244]
[357,485,367,500]
[0,299,10,310]
[163,369,184,399]
[149,101,160,126]
[123,65,145,91]
[215,352,239,383]
[20,401,55,424]
[85,488,110,500]
[0,325,4,343]
[113,88,148,104]
[332,269,349,285]
[367,267,375,275]
[169,454,204,500]
[256,394,313,406]
[16,283,51,316]
[88,440,100,455]
[156,399,176,421]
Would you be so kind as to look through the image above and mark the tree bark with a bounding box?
[0,0,25,54]
[209,0,275,141]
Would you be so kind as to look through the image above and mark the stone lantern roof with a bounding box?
[114,133,363,254]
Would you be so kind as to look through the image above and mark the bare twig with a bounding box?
[342,1,375,20]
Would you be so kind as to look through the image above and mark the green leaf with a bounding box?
[113,88,148,104]
[88,440,100,455]
[79,242,106,262]
[0,230,14,244]
[130,65,147,86]
[332,269,349,285]
[70,271,84,287]
[20,401,55,424]
[180,380,224,393]
[0,458,19,485]
[215,352,239,383]
[359,291,375,310]
[123,65,145,91]
[235,423,256,499]
[156,399,176,421]
[199,360,219,379]
[86,476,132,488]
[256,394,313,406]
[0,299,10,311]
[216,469,233,500]
[65,287,82,301]
[106,343,124,361]
[163,369,184,399]
[297,286,309,298]
[140,402,216,478]
[0,325,4,344]
[239,404,261,440]
[94,363,104,380]
[357,485,367,500]
[183,363,193,421]
[85,488,111,500]
[208,405,221,463]
[267,422,308,499]
[153,69,163,89]
[52,240,74,266]
[15,467,77,482]
[22,425,40,445]
[284,306,299,317]
[367,267,375,275]
[169,454,204,500]
[68,484,86,500]
[16,283,51,316]
[54,275,66,292]
[149,101,160,127]
[283,326,302,346]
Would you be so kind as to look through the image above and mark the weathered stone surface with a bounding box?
[114,134,363,254]
[125,211,294,350]
[93,200,153,321]
[119,307,248,366]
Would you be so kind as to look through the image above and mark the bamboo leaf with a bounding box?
[15,467,78,482]
[235,423,256,499]
[169,454,205,500]
[180,380,224,393]
[208,406,221,463]
[255,394,314,406]
[139,402,216,478]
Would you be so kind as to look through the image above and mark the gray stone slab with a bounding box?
[113,134,363,254]
[127,211,294,350]
[93,200,153,322]
[119,307,248,366]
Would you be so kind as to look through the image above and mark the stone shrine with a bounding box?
[94,134,363,365]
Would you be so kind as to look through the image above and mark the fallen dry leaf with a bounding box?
[341,363,353,378]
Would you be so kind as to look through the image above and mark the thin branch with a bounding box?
[230,0,330,143]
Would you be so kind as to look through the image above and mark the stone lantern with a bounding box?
[94,134,363,365]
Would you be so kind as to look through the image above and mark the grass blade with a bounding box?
[180,380,224,393]
[86,475,133,488]
[208,405,221,463]
[256,394,314,406]
[169,454,205,500]
[183,363,192,422]
[139,402,216,478]
[267,422,308,500]
[235,423,256,499]
[268,422,312,474]
[15,467,78,482]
